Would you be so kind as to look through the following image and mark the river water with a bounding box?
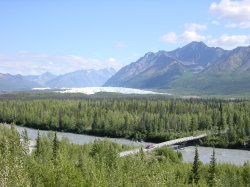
[179,146,250,166]
[1,124,151,147]
[2,124,250,166]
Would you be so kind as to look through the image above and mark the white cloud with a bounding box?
[208,34,250,49]
[210,0,250,21]
[108,57,116,62]
[226,21,250,28]
[0,52,123,75]
[161,23,208,43]
[161,31,207,43]
[184,23,207,31]
[54,55,122,72]
[209,0,250,28]
[0,54,7,60]
[211,20,220,25]
[180,31,207,42]
[161,32,178,43]
[239,22,250,28]
[225,23,238,28]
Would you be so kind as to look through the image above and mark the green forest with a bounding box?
[0,125,250,187]
[0,93,249,148]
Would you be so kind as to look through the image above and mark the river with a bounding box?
[178,146,250,166]
[2,124,250,166]
[1,123,151,147]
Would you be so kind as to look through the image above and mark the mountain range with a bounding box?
[24,72,57,85]
[1,41,250,95]
[0,68,116,91]
[46,68,116,88]
[0,73,41,91]
[104,42,250,95]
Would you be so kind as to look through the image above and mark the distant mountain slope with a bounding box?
[0,73,41,91]
[123,61,185,89]
[47,68,116,88]
[169,41,228,72]
[104,52,157,86]
[167,45,250,95]
[202,46,250,75]
[169,73,250,95]
[25,72,56,85]
[105,42,228,88]
[104,51,185,88]
[0,68,116,91]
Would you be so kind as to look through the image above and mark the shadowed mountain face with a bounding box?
[169,41,229,72]
[46,68,116,88]
[105,41,226,88]
[202,46,250,75]
[104,51,185,88]
[105,42,250,95]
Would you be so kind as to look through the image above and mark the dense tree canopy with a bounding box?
[0,93,249,148]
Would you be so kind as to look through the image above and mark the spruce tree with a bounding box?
[242,162,250,186]
[219,103,226,132]
[208,149,216,187]
[77,152,85,173]
[190,117,196,135]
[189,146,200,184]
[22,129,29,155]
[244,116,250,136]
[92,112,98,131]
[139,147,145,161]
[52,132,59,162]
[35,130,41,156]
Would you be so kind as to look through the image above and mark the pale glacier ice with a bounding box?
[55,87,167,95]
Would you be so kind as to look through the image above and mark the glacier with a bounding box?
[55,87,167,95]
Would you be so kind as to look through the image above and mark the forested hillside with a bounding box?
[0,125,250,186]
[0,93,249,148]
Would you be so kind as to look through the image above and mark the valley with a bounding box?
[1,0,250,185]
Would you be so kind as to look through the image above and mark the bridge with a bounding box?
[119,133,207,157]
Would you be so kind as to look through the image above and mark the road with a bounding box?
[119,133,207,157]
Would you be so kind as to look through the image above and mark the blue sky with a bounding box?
[0,0,250,75]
